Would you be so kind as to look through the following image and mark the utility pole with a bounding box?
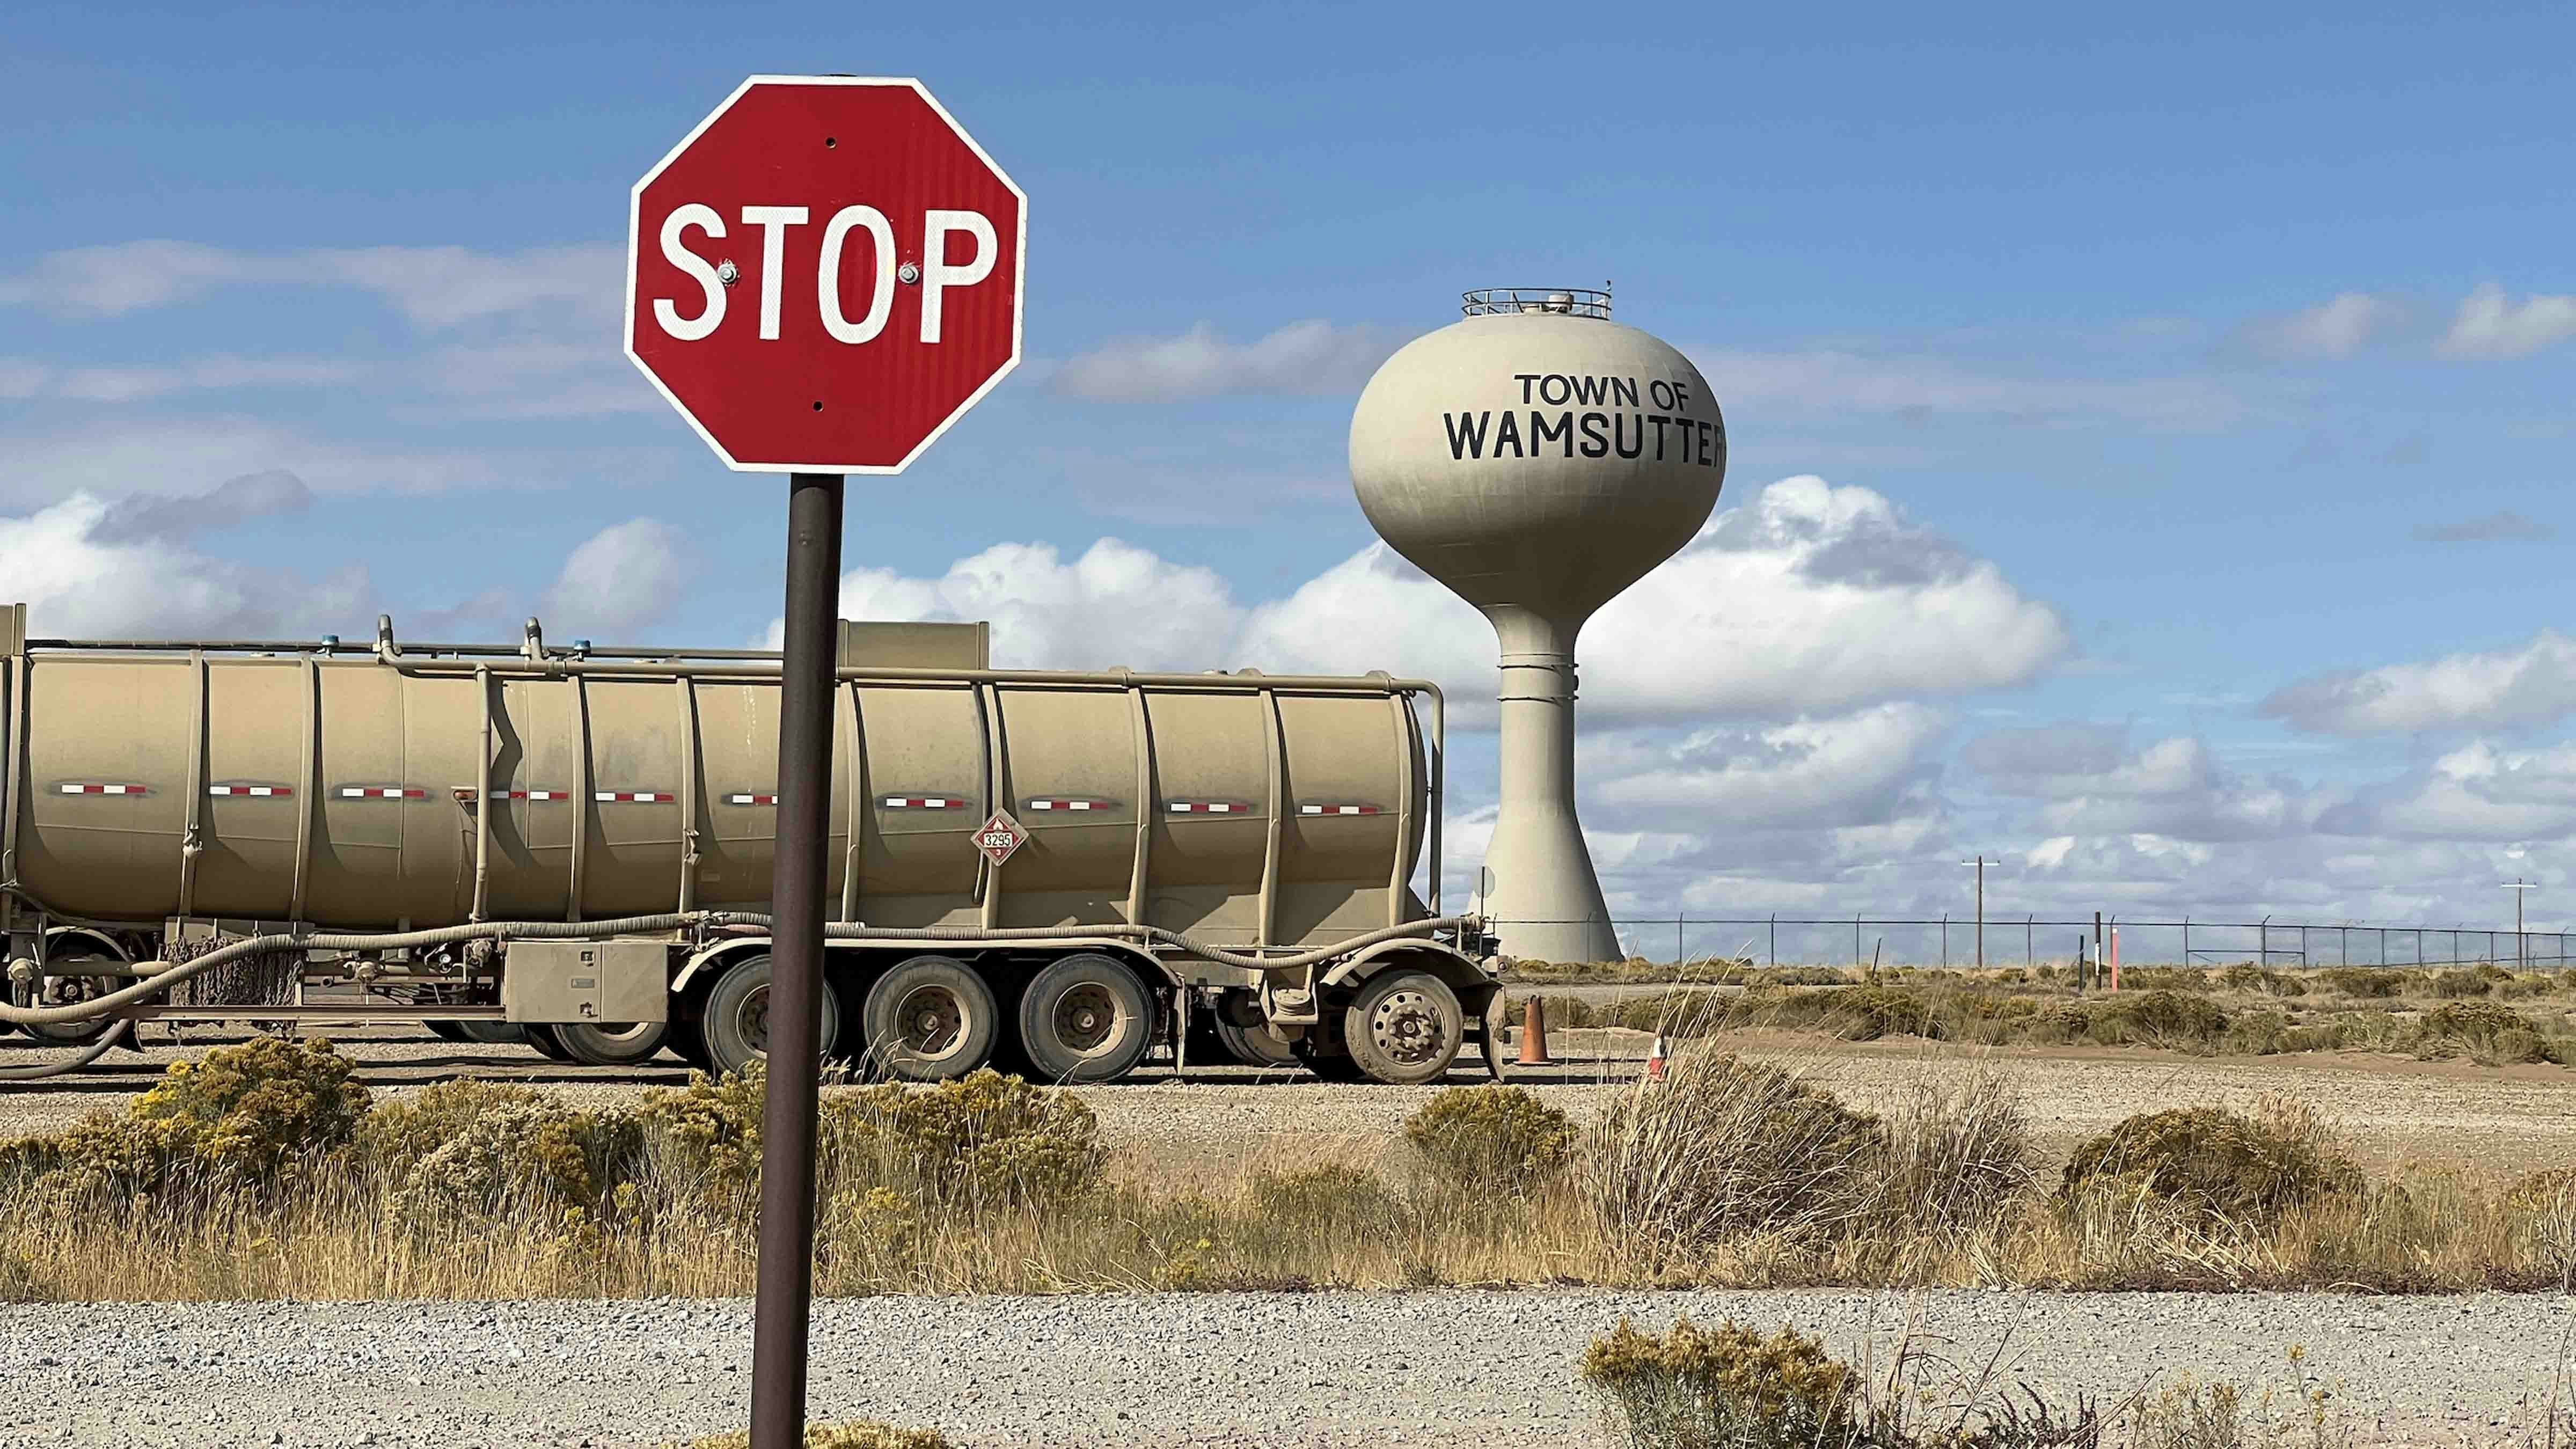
[1958,855,1987,968]
[2505,879,2537,969]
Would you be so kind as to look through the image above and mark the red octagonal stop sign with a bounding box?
[625,76,1026,474]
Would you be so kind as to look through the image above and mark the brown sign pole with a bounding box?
[750,469,845,1447]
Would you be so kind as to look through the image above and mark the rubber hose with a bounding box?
[0,1019,132,1081]
[0,912,1473,1027]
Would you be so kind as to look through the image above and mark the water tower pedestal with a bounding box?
[1485,608,1620,964]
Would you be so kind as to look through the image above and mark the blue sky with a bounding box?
[3,2,2571,949]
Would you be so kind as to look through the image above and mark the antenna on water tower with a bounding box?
[1349,287,1727,964]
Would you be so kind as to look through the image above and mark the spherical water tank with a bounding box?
[1349,289,1725,961]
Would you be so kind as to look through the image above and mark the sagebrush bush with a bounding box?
[1581,1316,1866,1449]
[2318,968,2405,999]
[0,1037,369,1202]
[390,1096,643,1223]
[1821,986,1942,1042]
[2060,1097,2360,1224]
[2416,1000,2550,1061]
[1403,1086,1575,1194]
[2085,990,2229,1050]
[843,1070,1105,1210]
[360,1080,554,1173]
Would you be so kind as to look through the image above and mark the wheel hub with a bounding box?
[897,985,964,1057]
[1369,989,1447,1067]
[1052,983,1118,1054]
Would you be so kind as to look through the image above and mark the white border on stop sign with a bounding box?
[622,74,1029,475]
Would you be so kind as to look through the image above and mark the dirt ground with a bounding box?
[9,1023,2576,1183]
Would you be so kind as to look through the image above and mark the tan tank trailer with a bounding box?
[0,603,1500,1085]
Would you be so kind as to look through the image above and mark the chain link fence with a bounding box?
[1491,913,2575,970]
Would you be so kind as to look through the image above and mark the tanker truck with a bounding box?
[0,603,1503,1085]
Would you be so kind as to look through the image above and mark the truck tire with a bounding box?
[524,1023,575,1063]
[1213,1018,1301,1070]
[551,1021,670,1066]
[1018,952,1153,1084]
[1343,969,1464,1085]
[423,1020,467,1044]
[863,955,998,1082]
[701,953,842,1078]
[457,1020,527,1047]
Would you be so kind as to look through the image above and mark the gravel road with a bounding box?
[3,1289,2573,1447]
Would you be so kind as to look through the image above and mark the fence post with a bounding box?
[2182,916,2190,965]
[1942,912,1949,968]
[1677,912,1685,970]
[2027,914,2034,968]
[2259,915,2268,965]
[1768,913,1776,968]
[1854,912,1862,968]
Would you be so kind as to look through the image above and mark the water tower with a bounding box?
[1349,288,1726,963]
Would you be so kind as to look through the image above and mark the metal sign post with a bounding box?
[750,470,844,1446]
[624,74,1025,1449]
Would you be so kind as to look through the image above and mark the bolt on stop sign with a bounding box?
[625,76,1026,473]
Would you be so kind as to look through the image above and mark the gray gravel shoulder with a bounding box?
[2,1289,2571,1448]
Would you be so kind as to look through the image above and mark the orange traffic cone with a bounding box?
[1516,996,1558,1066]
[1645,1034,1669,1082]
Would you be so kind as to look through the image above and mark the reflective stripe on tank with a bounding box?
[209,785,292,797]
[339,786,426,800]
[58,782,148,796]
[595,791,676,803]
[881,795,965,809]
[451,788,570,802]
[1298,802,1383,816]
[1026,797,1115,813]
[1166,800,1252,815]
[725,793,779,806]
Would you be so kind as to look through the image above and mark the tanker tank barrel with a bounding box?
[3,601,1488,1086]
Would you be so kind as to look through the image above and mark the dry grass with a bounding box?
[1510,963,2576,1066]
[9,1034,2576,1303]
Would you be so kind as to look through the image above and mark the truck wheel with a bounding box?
[1343,969,1464,1085]
[551,1021,670,1066]
[1293,1041,1369,1082]
[701,953,841,1079]
[1213,1018,1301,1070]
[864,955,998,1082]
[424,1020,469,1044]
[457,1020,528,1047]
[524,1023,575,1063]
[1018,953,1152,1084]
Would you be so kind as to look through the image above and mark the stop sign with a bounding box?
[625,76,1026,473]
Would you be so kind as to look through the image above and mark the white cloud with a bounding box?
[0,240,621,329]
[0,416,669,507]
[2236,292,2406,360]
[0,489,364,638]
[1049,321,1413,403]
[2263,630,2576,735]
[2325,740,2576,843]
[1241,475,2069,724]
[1965,724,2316,843]
[541,518,689,636]
[775,538,1246,670]
[2438,284,2576,361]
[1588,703,1950,830]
